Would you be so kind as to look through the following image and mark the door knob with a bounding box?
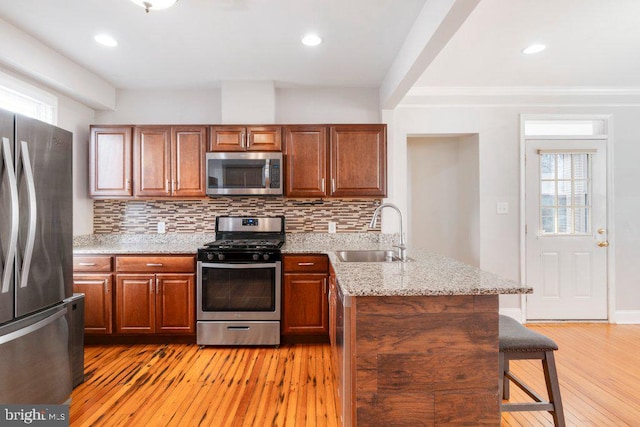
[598,241,609,247]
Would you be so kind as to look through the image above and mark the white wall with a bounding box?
[391,103,640,319]
[276,88,380,123]
[57,93,96,236]
[407,135,479,266]
[95,88,223,124]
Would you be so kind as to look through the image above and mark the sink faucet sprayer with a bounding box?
[369,203,407,261]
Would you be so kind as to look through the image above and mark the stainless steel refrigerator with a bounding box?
[0,107,74,404]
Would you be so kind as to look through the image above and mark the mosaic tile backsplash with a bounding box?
[93,198,383,234]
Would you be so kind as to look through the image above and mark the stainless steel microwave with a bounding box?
[205,152,283,196]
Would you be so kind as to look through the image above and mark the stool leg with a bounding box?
[503,358,510,400]
[498,352,505,405]
[543,351,565,427]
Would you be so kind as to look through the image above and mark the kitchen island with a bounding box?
[284,235,530,426]
[75,232,530,425]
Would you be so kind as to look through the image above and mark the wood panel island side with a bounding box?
[324,250,531,426]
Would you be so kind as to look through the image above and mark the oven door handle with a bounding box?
[200,262,279,269]
[227,326,251,331]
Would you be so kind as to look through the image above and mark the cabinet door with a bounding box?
[172,127,206,197]
[282,273,329,335]
[116,274,155,334]
[89,126,132,197]
[284,126,328,197]
[209,126,246,152]
[73,274,113,334]
[134,126,171,197]
[247,126,282,151]
[156,274,195,334]
[330,124,387,197]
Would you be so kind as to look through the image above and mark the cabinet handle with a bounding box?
[321,178,325,191]
[149,279,154,294]
[298,262,315,266]
[332,178,336,193]
[78,262,96,266]
[166,179,170,194]
[241,132,246,148]
[146,263,163,267]
[104,279,109,294]
[323,279,327,294]
[155,277,159,294]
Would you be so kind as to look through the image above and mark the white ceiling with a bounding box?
[415,0,640,88]
[0,0,426,90]
[0,0,639,105]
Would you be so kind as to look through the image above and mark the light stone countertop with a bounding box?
[73,233,531,297]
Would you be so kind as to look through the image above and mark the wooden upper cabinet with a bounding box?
[133,126,206,197]
[134,126,171,197]
[330,124,387,197]
[284,126,328,197]
[89,126,132,197]
[209,126,282,152]
[172,126,207,197]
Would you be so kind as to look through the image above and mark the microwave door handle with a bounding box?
[264,159,270,188]
[17,140,37,290]
[1,138,18,294]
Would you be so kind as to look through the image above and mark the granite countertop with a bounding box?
[73,233,531,297]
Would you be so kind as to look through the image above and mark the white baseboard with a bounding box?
[614,310,640,324]
[499,308,524,323]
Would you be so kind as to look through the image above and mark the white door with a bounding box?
[525,139,608,320]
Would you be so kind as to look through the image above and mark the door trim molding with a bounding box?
[519,114,615,322]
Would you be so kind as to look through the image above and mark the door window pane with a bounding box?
[539,153,592,235]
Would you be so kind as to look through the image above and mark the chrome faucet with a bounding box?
[369,203,407,261]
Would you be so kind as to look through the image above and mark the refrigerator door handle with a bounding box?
[1,138,19,294]
[0,307,67,345]
[17,140,37,290]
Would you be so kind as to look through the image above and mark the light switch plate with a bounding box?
[328,221,337,233]
[157,221,166,233]
[496,202,509,215]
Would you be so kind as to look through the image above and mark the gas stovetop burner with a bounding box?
[204,239,284,250]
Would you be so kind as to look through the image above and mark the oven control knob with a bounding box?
[217,253,225,261]
[262,253,270,261]
[206,253,215,261]
[252,253,260,261]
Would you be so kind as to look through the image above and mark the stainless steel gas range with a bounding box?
[196,216,285,346]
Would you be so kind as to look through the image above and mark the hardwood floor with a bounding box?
[70,324,640,426]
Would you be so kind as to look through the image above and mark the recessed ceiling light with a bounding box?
[522,44,546,55]
[130,0,179,13]
[94,33,118,47]
[302,34,322,47]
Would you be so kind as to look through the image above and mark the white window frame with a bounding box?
[0,70,57,124]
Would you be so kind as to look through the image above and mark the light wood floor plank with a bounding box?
[70,324,640,426]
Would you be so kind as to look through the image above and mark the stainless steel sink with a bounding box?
[336,250,401,262]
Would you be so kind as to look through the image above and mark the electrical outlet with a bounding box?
[328,221,337,233]
[496,202,509,215]
[157,221,166,233]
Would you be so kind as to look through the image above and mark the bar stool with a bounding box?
[498,315,566,427]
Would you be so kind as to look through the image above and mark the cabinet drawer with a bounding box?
[283,255,328,273]
[73,256,112,272]
[116,256,195,273]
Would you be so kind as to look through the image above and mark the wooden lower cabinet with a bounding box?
[115,273,195,334]
[73,254,195,337]
[72,273,113,334]
[156,274,195,334]
[116,274,156,334]
[282,254,329,336]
